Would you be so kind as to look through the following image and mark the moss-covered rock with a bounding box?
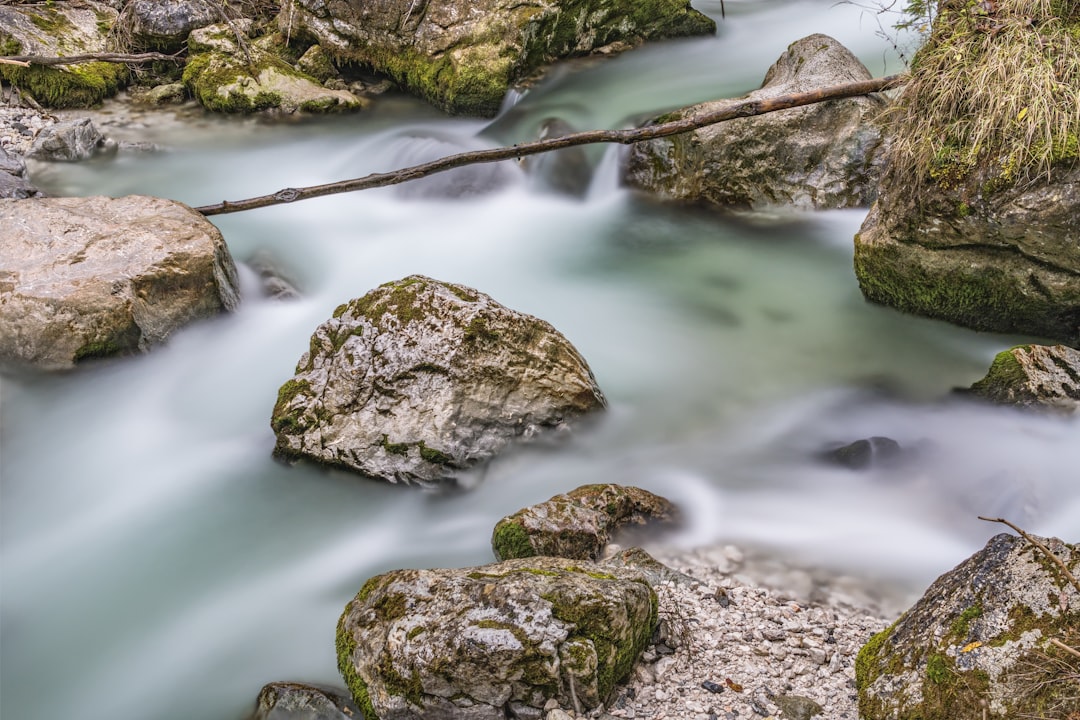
[250,681,360,720]
[492,484,680,561]
[336,556,657,720]
[277,0,715,116]
[856,533,1079,720]
[969,344,1080,413]
[270,275,606,487]
[0,2,127,108]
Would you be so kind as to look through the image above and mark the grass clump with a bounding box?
[883,0,1080,196]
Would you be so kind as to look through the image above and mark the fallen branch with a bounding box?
[1,51,184,66]
[978,516,1080,595]
[195,73,907,216]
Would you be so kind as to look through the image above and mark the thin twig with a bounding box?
[3,51,184,66]
[194,72,907,216]
[978,516,1080,595]
[1049,638,1080,660]
[0,57,30,67]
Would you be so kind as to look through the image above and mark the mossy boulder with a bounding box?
[271,275,606,486]
[336,556,657,720]
[276,0,715,117]
[0,195,240,370]
[119,0,220,52]
[853,0,1080,344]
[856,533,1079,720]
[250,681,360,720]
[183,24,365,114]
[625,34,888,211]
[0,1,127,108]
[492,484,680,561]
[969,344,1080,414]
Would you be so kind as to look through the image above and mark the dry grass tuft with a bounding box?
[882,0,1080,196]
[1012,626,1080,719]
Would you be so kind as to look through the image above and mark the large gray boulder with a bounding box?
[26,118,105,162]
[0,195,240,370]
[277,0,716,116]
[336,556,657,720]
[856,533,1079,720]
[624,34,888,211]
[121,0,220,51]
[492,484,679,561]
[969,344,1080,414]
[271,275,605,487]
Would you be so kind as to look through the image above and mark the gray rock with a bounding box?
[336,556,657,720]
[0,169,41,198]
[969,344,1080,414]
[625,34,888,211]
[820,436,904,470]
[271,275,605,487]
[492,484,679,561]
[250,682,359,720]
[776,694,823,720]
[122,0,221,51]
[26,118,104,161]
[143,82,189,105]
[0,195,240,370]
[0,145,27,177]
[277,0,715,116]
[856,533,1080,720]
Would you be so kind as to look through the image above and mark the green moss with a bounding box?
[182,50,289,113]
[1,61,127,108]
[417,441,453,466]
[970,348,1030,397]
[926,653,950,684]
[336,611,378,720]
[463,316,500,344]
[950,603,984,640]
[0,32,22,56]
[28,7,71,34]
[381,435,410,456]
[73,339,123,363]
[407,626,426,640]
[270,378,311,434]
[333,303,349,319]
[491,519,537,560]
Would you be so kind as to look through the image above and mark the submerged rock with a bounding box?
[969,344,1080,414]
[856,533,1080,720]
[0,195,240,370]
[625,34,888,211]
[277,0,715,116]
[271,275,605,487]
[250,682,360,720]
[492,484,679,561]
[336,556,657,720]
[820,436,904,470]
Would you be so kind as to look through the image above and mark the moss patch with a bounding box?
[270,378,311,434]
[492,519,537,560]
[1,61,127,108]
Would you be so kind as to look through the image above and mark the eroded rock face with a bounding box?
[969,344,1080,413]
[0,195,240,370]
[492,484,679,561]
[271,275,606,486]
[250,682,360,720]
[624,34,888,211]
[278,0,715,116]
[856,533,1080,720]
[336,556,657,720]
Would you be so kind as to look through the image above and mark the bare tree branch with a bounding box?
[2,52,184,66]
[978,516,1080,595]
[195,73,907,216]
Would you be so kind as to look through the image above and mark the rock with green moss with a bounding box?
[336,556,657,720]
[271,275,605,486]
[0,195,240,370]
[856,533,1079,720]
[625,34,888,211]
[492,484,679,561]
[0,1,127,108]
[250,681,360,720]
[276,0,715,117]
[183,24,366,114]
[853,1,1080,344]
[969,345,1080,414]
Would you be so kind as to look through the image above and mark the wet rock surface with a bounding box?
[969,344,1080,414]
[249,681,360,720]
[26,117,104,161]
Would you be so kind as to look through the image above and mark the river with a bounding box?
[2,2,1078,719]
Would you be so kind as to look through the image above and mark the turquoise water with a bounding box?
[3,3,1078,719]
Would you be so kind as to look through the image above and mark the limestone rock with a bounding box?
[625,34,887,211]
[0,195,240,370]
[26,118,105,161]
[969,344,1080,414]
[492,484,679,561]
[0,2,127,108]
[277,0,715,117]
[856,533,1080,720]
[0,145,41,198]
[183,24,366,114]
[121,0,221,51]
[271,275,605,486]
[336,556,657,720]
[250,682,360,720]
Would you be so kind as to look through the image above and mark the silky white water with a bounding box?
[2,2,1078,719]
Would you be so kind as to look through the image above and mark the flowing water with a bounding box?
[2,2,1078,719]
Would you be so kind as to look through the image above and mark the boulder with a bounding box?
[26,118,105,161]
[271,275,605,486]
[624,34,888,211]
[492,484,679,561]
[969,344,1080,414]
[121,0,221,52]
[277,0,715,117]
[0,195,240,370]
[250,682,360,720]
[0,145,42,198]
[856,533,1079,720]
[853,1,1080,344]
[336,556,657,720]
[0,2,127,108]
[183,24,366,114]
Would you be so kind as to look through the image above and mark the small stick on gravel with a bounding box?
[977,516,1080,595]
